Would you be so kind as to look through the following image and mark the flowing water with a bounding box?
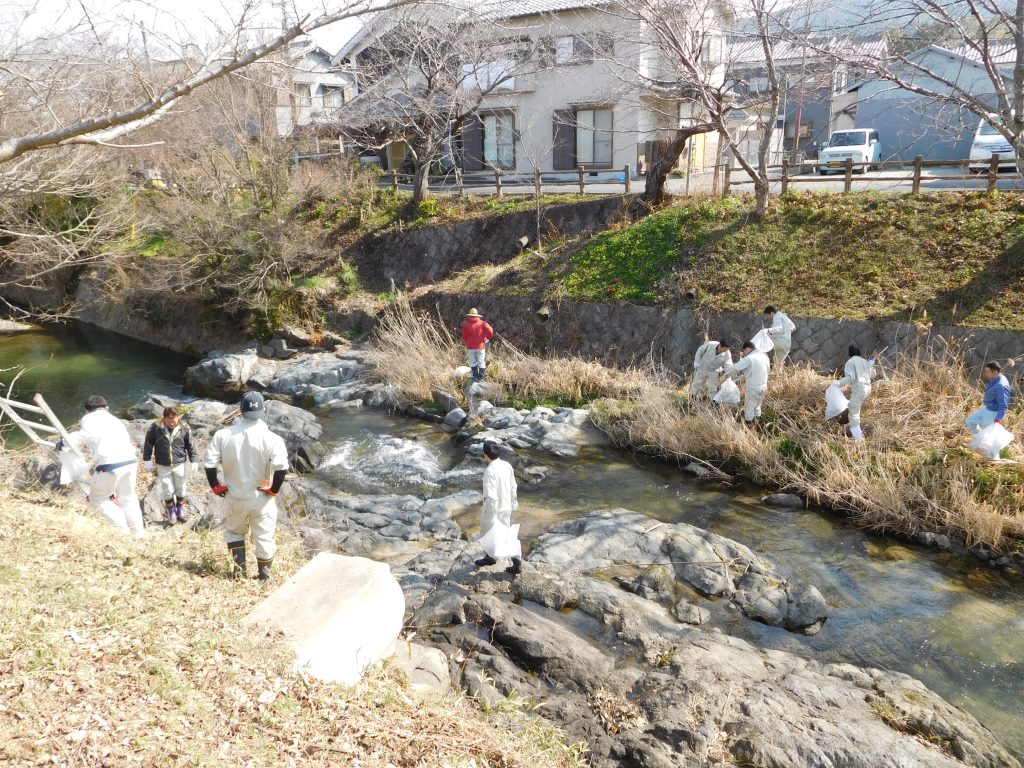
[2,325,1022,756]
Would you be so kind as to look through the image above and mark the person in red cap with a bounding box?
[462,307,494,382]
[204,392,288,581]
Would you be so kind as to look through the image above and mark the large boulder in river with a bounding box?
[267,351,367,401]
[183,347,260,396]
[263,399,325,472]
[528,509,828,634]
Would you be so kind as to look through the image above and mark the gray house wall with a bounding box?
[855,96,978,161]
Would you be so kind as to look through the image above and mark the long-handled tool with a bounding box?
[0,391,82,458]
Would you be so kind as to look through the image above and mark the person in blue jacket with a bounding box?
[966,361,1013,433]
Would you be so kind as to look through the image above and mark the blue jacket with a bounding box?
[984,374,1012,420]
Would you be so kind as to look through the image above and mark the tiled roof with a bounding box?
[949,39,1015,65]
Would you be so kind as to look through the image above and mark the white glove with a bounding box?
[191,462,199,473]
[144,460,154,471]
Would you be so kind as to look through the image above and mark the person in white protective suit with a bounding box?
[475,441,521,575]
[724,341,771,427]
[204,392,289,581]
[65,395,145,537]
[690,338,734,399]
[835,344,875,441]
[764,305,797,365]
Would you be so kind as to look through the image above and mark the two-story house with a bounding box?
[334,0,728,179]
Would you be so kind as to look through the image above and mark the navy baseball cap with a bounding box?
[240,391,265,419]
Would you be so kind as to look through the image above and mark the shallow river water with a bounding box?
[2,327,1022,756]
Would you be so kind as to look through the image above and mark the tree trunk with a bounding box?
[754,176,769,220]
[643,132,692,206]
[411,162,430,207]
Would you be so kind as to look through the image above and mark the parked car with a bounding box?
[817,129,881,175]
[968,120,1018,173]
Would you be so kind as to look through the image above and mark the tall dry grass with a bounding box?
[372,301,1024,551]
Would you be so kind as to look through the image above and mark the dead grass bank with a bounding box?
[374,302,1024,552]
[0,473,586,767]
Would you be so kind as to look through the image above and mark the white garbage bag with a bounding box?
[751,328,775,355]
[454,365,472,378]
[713,378,741,406]
[478,520,522,559]
[970,423,1015,461]
[825,384,850,421]
[58,447,91,485]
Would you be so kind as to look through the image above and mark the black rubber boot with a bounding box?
[506,557,522,576]
[256,558,273,582]
[228,542,246,579]
[474,555,497,567]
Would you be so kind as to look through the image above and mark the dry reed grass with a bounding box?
[0,469,585,768]
[372,302,1024,552]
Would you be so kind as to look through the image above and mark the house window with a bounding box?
[575,108,613,165]
[555,36,575,64]
[320,86,345,110]
[483,113,515,169]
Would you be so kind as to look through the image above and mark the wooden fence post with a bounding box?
[495,169,503,198]
[781,158,789,195]
[722,162,732,198]
[578,166,585,195]
[390,170,398,191]
[912,155,923,196]
[534,167,542,198]
[988,154,1000,195]
[624,164,631,194]
[843,158,853,193]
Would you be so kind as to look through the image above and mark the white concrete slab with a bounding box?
[243,552,405,685]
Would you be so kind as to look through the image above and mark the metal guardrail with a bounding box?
[724,154,1020,196]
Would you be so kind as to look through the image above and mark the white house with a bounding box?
[334,0,728,178]
[275,41,355,138]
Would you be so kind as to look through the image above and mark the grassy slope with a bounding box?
[457,192,1024,332]
[0,480,584,768]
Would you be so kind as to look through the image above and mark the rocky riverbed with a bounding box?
[15,340,1020,767]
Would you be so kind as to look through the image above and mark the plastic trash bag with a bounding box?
[478,520,522,559]
[825,384,850,421]
[58,448,90,485]
[713,378,741,406]
[970,423,1015,460]
[751,328,775,354]
[454,365,472,378]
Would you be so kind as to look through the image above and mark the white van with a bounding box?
[968,120,1017,172]
[817,129,881,175]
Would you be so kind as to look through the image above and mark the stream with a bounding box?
[2,325,1022,756]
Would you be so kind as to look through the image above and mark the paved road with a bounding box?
[405,165,1024,197]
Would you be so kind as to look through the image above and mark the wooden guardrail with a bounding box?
[384,165,634,197]
[723,154,1018,197]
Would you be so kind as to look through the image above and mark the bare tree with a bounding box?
[822,1,1024,171]
[612,0,812,216]
[337,6,539,206]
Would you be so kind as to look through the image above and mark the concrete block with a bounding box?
[243,552,405,685]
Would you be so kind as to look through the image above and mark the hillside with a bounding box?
[452,192,1024,332]
[0,476,583,767]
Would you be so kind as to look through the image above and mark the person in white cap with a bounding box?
[462,307,494,382]
[65,394,145,537]
[764,305,796,365]
[690,338,734,399]
[204,392,289,581]
[724,341,771,427]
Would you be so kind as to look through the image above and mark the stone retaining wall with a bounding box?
[413,290,1024,389]
[350,195,634,290]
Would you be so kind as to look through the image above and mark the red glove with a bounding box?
[258,483,277,496]
[995,419,1003,425]
[210,484,229,497]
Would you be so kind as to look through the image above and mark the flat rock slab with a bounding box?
[0,319,40,334]
[529,508,828,634]
[243,552,404,686]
